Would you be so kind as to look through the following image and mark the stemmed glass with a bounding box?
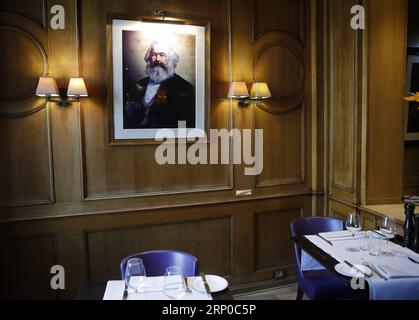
[379,216,397,256]
[125,258,147,296]
[163,266,186,300]
[346,212,362,252]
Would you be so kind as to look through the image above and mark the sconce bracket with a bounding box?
[45,88,80,106]
[237,99,251,107]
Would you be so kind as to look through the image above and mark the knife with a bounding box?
[200,273,211,295]
[317,233,333,246]
[372,230,386,238]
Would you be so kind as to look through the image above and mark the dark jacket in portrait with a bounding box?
[124,74,195,129]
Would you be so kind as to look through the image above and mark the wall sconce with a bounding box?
[36,76,88,106]
[228,81,271,107]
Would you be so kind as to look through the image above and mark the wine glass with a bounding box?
[163,266,186,300]
[346,212,362,252]
[379,216,397,256]
[125,258,147,295]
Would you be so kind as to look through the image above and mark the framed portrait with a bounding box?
[109,17,209,142]
[405,54,419,141]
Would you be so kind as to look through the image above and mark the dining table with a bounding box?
[291,233,419,300]
[76,279,234,300]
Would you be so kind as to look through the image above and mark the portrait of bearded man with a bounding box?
[123,40,196,129]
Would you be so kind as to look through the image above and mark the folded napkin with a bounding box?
[103,281,126,300]
[375,264,419,280]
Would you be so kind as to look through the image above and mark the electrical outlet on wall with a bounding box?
[274,270,285,280]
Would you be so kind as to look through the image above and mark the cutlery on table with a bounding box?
[184,277,192,293]
[408,257,419,265]
[362,261,388,281]
[317,234,333,246]
[344,260,370,277]
[372,230,386,238]
[322,234,354,239]
[200,273,212,295]
[329,238,359,242]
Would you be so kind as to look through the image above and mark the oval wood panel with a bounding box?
[0,13,48,118]
[0,27,46,101]
[253,31,305,114]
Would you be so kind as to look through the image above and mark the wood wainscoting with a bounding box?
[0,195,311,299]
[0,0,318,299]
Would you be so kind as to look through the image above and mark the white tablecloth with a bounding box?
[103,277,213,300]
[301,233,419,300]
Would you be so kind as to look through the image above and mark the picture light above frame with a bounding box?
[35,76,88,106]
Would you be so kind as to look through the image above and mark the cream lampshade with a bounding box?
[227,82,249,99]
[36,77,59,97]
[67,78,88,97]
[250,82,272,100]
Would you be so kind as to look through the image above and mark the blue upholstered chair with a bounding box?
[120,250,198,279]
[291,216,363,300]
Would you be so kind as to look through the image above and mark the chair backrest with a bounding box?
[120,250,198,279]
[290,217,345,270]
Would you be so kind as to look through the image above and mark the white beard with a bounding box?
[146,65,175,84]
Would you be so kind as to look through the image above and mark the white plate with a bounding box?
[192,275,228,293]
[334,263,372,278]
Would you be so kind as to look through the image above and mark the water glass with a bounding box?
[369,233,385,256]
[164,266,186,300]
[359,231,370,251]
[125,258,147,294]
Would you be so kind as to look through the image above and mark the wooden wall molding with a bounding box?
[0,12,49,118]
[0,105,55,208]
[254,104,306,189]
[253,206,304,273]
[328,0,358,195]
[78,0,233,202]
[0,0,317,299]
[324,0,363,207]
[252,0,306,44]
[85,215,234,282]
[253,31,305,115]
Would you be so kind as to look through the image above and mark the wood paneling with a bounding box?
[329,199,356,221]
[0,0,317,299]
[0,108,54,206]
[0,196,312,299]
[0,12,48,117]
[0,235,56,299]
[87,217,232,282]
[255,107,304,187]
[253,0,305,41]
[252,0,311,193]
[327,0,360,204]
[254,207,303,271]
[325,0,407,213]
[80,0,232,200]
[0,0,46,29]
[364,0,407,204]
[0,8,54,207]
